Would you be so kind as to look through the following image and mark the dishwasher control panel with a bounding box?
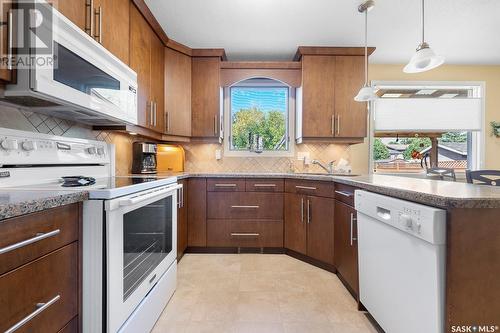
[355,190,446,245]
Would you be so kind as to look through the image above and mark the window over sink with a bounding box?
[223,78,294,157]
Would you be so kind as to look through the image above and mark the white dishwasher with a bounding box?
[355,190,446,333]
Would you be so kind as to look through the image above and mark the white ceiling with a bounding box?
[145,0,500,64]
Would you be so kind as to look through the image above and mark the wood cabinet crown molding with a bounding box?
[130,0,169,45]
[294,46,376,61]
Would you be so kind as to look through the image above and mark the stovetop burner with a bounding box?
[61,176,97,187]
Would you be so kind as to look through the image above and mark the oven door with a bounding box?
[105,183,181,333]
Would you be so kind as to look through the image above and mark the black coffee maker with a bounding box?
[132,142,157,174]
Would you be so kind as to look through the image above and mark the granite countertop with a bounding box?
[163,172,500,209]
[0,190,88,221]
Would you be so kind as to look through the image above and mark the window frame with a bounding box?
[368,81,485,177]
[223,78,295,157]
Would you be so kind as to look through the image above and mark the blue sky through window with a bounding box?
[231,87,288,114]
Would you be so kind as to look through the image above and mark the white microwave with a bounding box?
[3,0,138,126]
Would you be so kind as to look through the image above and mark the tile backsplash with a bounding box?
[1,105,353,175]
[0,105,134,175]
[182,142,352,173]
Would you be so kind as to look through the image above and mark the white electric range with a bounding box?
[0,127,181,333]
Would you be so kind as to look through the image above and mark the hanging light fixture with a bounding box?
[354,0,377,102]
[404,0,444,73]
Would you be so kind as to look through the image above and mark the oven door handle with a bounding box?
[119,184,182,206]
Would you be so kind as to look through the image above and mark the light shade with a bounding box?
[404,46,445,73]
[354,85,378,102]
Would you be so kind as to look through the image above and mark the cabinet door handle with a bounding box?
[350,213,357,246]
[0,229,60,255]
[85,0,94,36]
[213,116,217,135]
[7,10,13,70]
[301,197,304,223]
[94,6,102,43]
[335,190,353,198]
[4,295,60,333]
[253,184,276,187]
[165,111,170,132]
[149,101,154,126]
[307,199,311,224]
[230,233,260,237]
[331,114,335,136]
[214,183,237,187]
[231,205,259,209]
[295,185,317,191]
[154,102,157,127]
[336,115,340,135]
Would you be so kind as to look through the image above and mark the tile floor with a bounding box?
[152,254,379,333]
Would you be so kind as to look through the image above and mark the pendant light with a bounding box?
[354,0,377,102]
[404,0,444,73]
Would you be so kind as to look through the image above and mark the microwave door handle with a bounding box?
[119,184,182,206]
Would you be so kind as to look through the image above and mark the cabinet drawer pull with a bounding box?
[85,0,94,36]
[5,295,60,333]
[215,184,237,187]
[295,185,317,191]
[335,190,353,198]
[301,197,304,223]
[230,233,260,237]
[253,184,277,187]
[231,205,259,209]
[350,213,357,246]
[0,229,60,255]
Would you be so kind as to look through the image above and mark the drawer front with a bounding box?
[207,219,284,247]
[0,203,79,275]
[207,192,284,219]
[207,178,246,192]
[245,179,284,192]
[285,179,334,198]
[334,183,356,206]
[0,243,78,333]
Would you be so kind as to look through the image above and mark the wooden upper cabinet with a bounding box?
[165,48,192,137]
[301,55,337,138]
[334,56,366,138]
[150,32,165,133]
[0,0,13,81]
[191,57,221,138]
[129,3,164,133]
[96,0,130,64]
[54,0,87,31]
[129,3,151,128]
[296,47,372,142]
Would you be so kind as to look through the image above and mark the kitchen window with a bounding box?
[224,78,294,157]
[370,82,484,176]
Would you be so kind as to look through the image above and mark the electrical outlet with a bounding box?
[215,149,222,160]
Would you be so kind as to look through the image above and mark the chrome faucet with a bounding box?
[311,160,335,174]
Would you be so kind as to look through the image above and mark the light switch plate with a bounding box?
[297,152,310,163]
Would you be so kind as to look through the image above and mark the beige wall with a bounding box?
[350,64,500,174]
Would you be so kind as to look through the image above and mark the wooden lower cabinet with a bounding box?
[0,244,78,333]
[306,196,335,265]
[334,200,358,296]
[285,193,335,265]
[187,178,207,247]
[177,179,188,260]
[0,203,81,333]
[284,193,307,255]
[207,220,283,248]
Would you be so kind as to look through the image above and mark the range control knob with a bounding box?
[400,214,413,229]
[21,140,37,151]
[87,147,97,155]
[97,147,105,156]
[1,139,19,151]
